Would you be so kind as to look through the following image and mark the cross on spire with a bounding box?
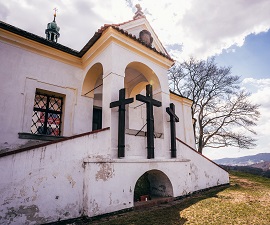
[110,88,134,158]
[53,8,58,21]
[166,103,179,158]
[136,84,161,159]
[45,8,60,42]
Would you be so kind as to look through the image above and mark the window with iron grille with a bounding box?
[31,91,63,136]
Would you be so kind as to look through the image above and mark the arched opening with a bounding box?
[82,63,103,131]
[124,62,163,134]
[134,170,173,202]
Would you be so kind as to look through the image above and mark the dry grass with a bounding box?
[80,171,270,225]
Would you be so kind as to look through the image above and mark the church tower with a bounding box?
[45,9,60,42]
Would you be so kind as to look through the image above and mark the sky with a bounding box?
[0,0,269,160]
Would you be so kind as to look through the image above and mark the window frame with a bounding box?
[31,91,64,136]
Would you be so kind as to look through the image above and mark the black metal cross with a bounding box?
[136,84,162,159]
[166,103,179,158]
[110,88,134,158]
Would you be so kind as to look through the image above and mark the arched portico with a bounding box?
[124,61,164,134]
[124,61,161,96]
[134,169,174,202]
[82,63,103,98]
[82,63,103,131]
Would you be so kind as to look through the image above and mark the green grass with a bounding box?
[85,171,270,225]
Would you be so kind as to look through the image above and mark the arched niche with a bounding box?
[134,169,173,202]
[124,62,163,134]
[82,63,103,130]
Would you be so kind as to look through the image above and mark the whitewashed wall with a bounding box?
[177,140,229,192]
[0,129,110,224]
[0,41,84,150]
[83,141,229,218]
[0,127,229,224]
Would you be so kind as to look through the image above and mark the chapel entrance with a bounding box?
[134,170,173,202]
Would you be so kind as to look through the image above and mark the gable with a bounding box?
[118,17,169,57]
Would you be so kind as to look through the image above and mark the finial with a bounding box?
[135,4,142,11]
[53,8,58,21]
[133,4,145,20]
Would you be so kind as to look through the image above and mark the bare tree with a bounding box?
[168,57,260,154]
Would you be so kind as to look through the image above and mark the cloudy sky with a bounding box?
[1,0,269,160]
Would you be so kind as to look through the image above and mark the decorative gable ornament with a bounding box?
[139,29,153,46]
[133,4,146,20]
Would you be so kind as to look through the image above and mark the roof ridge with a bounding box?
[0,20,174,61]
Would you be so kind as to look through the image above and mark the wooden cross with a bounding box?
[136,84,162,159]
[166,103,179,158]
[110,88,134,158]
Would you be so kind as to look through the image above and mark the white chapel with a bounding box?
[0,5,229,224]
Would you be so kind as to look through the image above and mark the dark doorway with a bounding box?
[92,107,102,131]
[134,170,174,202]
[134,173,151,202]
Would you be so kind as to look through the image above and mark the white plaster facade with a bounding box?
[0,9,229,224]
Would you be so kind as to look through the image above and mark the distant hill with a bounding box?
[214,153,270,166]
[249,161,270,171]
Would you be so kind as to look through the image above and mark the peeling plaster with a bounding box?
[39,148,46,164]
[109,193,112,205]
[91,200,99,215]
[55,203,80,221]
[190,163,199,181]
[5,205,47,225]
[95,163,114,181]
[66,175,76,188]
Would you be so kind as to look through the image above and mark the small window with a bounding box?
[31,91,63,136]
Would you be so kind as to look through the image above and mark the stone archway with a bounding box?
[134,170,173,202]
[82,63,103,130]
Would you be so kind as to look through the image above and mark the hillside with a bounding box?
[251,161,270,171]
[214,153,270,166]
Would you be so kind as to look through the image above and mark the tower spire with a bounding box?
[45,8,60,43]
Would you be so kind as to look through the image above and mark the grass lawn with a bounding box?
[83,171,270,225]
